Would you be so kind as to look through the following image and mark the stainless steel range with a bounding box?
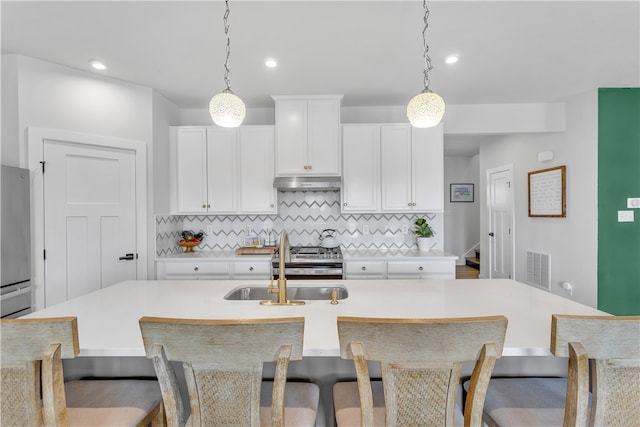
[272,246,343,279]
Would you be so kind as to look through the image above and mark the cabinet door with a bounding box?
[238,126,277,213]
[345,260,386,279]
[275,99,308,175]
[381,125,412,211]
[206,127,237,213]
[175,127,208,213]
[307,99,341,175]
[412,124,444,211]
[232,260,271,279]
[387,260,455,279]
[157,261,231,280]
[342,125,380,212]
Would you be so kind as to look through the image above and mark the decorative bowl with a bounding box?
[178,240,200,253]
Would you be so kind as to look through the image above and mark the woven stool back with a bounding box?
[139,316,305,427]
[337,315,508,426]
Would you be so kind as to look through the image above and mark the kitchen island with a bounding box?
[25,278,607,425]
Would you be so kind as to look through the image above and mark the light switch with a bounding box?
[628,198,640,208]
[618,210,634,222]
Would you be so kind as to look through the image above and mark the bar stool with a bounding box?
[476,314,640,427]
[1,317,164,426]
[333,315,508,426]
[138,316,319,427]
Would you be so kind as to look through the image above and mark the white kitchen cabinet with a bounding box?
[170,126,236,214]
[238,127,277,214]
[157,259,271,280]
[273,95,342,176]
[411,126,444,211]
[380,123,443,212]
[232,260,272,280]
[170,126,276,215]
[342,125,380,212]
[345,260,386,279]
[386,259,455,279]
[157,260,231,280]
[380,125,413,211]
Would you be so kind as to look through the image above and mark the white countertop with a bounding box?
[157,248,458,261]
[26,279,607,358]
[157,250,272,261]
[342,248,457,260]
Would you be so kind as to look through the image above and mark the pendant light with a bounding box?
[407,0,445,128]
[209,0,245,128]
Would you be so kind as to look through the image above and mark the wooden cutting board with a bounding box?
[235,247,277,255]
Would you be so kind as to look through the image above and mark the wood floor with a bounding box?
[456,264,479,279]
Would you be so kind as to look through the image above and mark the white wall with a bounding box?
[444,155,480,264]
[150,91,180,277]
[152,92,180,214]
[7,55,153,165]
[1,54,165,279]
[1,55,20,166]
[479,90,598,307]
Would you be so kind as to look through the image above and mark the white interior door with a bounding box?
[43,140,137,306]
[488,166,514,279]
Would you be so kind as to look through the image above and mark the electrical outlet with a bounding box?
[362,224,370,235]
[206,225,213,235]
[628,198,640,208]
[618,210,634,222]
[401,225,409,235]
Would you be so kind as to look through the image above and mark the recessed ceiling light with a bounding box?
[265,58,278,68]
[445,55,459,65]
[89,60,107,71]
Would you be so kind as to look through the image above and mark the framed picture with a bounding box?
[450,183,474,202]
[528,165,566,217]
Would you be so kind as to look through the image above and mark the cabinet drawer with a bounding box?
[233,261,271,276]
[387,261,452,275]
[345,261,386,276]
[164,262,230,276]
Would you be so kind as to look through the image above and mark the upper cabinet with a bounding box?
[170,126,276,215]
[342,124,380,212]
[237,126,277,214]
[273,95,343,176]
[342,123,443,213]
[170,126,236,214]
[381,124,443,212]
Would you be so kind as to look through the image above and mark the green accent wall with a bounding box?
[598,88,640,315]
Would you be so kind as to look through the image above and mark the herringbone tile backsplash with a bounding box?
[156,191,442,257]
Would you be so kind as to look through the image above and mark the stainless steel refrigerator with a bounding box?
[1,165,32,318]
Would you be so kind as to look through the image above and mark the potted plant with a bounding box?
[414,218,435,251]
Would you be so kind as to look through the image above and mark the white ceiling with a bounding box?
[2,1,639,155]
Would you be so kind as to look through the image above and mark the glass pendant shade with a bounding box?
[407,90,445,128]
[209,90,246,128]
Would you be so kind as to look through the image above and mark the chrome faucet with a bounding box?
[261,230,304,306]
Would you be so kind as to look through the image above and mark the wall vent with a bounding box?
[526,250,551,290]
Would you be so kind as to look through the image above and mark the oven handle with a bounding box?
[277,268,343,275]
[0,286,31,301]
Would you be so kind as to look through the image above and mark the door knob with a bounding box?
[118,253,136,261]
[488,232,495,237]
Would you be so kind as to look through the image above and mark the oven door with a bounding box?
[272,266,343,280]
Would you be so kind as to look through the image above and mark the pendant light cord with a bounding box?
[421,0,433,92]
[223,0,233,92]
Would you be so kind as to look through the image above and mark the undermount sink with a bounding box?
[224,285,349,301]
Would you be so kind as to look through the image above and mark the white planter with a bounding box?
[416,237,433,252]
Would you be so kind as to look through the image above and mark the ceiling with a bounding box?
[2,1,639,155]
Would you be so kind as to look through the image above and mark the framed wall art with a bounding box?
[450,183,474,202]
[528,165,566,217]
